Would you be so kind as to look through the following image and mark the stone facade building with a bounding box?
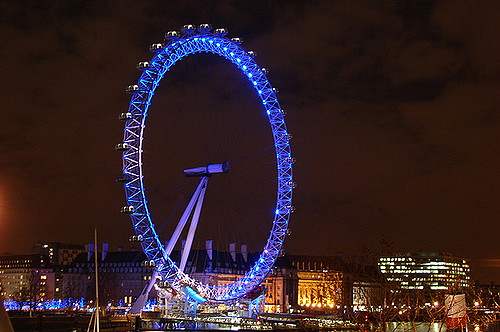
[0,254,54,302]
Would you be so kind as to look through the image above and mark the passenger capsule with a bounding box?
[118,112,133,121]
[247,50,257,57]
[129,234,144,242]
[142,260,156,268]
[214,28,228,36]
[120,205,135,214]
[136,61,150,70]
[231,37,243,44]
[115,142,130,151]
[261,67,269,74]
[126,84,140,93]
[181,24,196,34]
[116,174,133,183]
[286,157,296,164]
[165,31,180,40]
[287,181,297,188]
[197,24,212,33]
[149,43,164,52]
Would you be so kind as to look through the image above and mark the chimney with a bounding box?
[241,244,248,263]
[229,243,236,262]
[102,242,109,261]
[87,243,94,261]
[206,240,213,260]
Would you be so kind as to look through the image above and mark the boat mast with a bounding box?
[94,227,100,332]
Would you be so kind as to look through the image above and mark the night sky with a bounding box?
[0,1,498,283]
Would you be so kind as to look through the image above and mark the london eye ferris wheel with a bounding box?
[116,24,294,302]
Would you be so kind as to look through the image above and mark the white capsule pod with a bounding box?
[197,24,212,33]
[149,43,164,52]
[214,28,228,36]
[247,50,257,57]
[115,142,130,151]
[142,260,156,268]
[136,61,150,70]
[231,37,243,44]
[181,24,196,34]
[120,205,135,214]
[165,31,180,40]
[129,234,144,242]
[126,84,140,93]
[118,112,133,121]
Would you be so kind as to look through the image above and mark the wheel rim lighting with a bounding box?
[120,28,293,301]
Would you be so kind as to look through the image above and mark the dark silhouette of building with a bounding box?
[31,242,85,266]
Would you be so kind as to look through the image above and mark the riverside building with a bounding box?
[288,254,349,311]
[378,252,470,291]
[0,254,54,302]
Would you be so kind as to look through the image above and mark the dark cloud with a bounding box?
[0,0,498,282]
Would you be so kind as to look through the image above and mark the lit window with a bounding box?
[40,275,47,280]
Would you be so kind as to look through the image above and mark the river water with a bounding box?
[385,321,500,332]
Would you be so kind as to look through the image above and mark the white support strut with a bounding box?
[179,177,208,272]
[165,178,206,255]
[129,269,159,314]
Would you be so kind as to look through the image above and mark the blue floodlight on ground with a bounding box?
[118,24,293,302]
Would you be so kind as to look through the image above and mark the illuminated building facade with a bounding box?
[261,259,298,313]
[1,242,380,314]
[288,255,350,312]
[0,254,54,302]
[378,252,470,291]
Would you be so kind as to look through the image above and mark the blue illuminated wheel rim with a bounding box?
[119,26,293,301]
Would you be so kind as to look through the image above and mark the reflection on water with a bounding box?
[385,321,499,332]
[139,321,500,332]
[386,322,446,332]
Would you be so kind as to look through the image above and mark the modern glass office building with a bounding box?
[378,252,470,291]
